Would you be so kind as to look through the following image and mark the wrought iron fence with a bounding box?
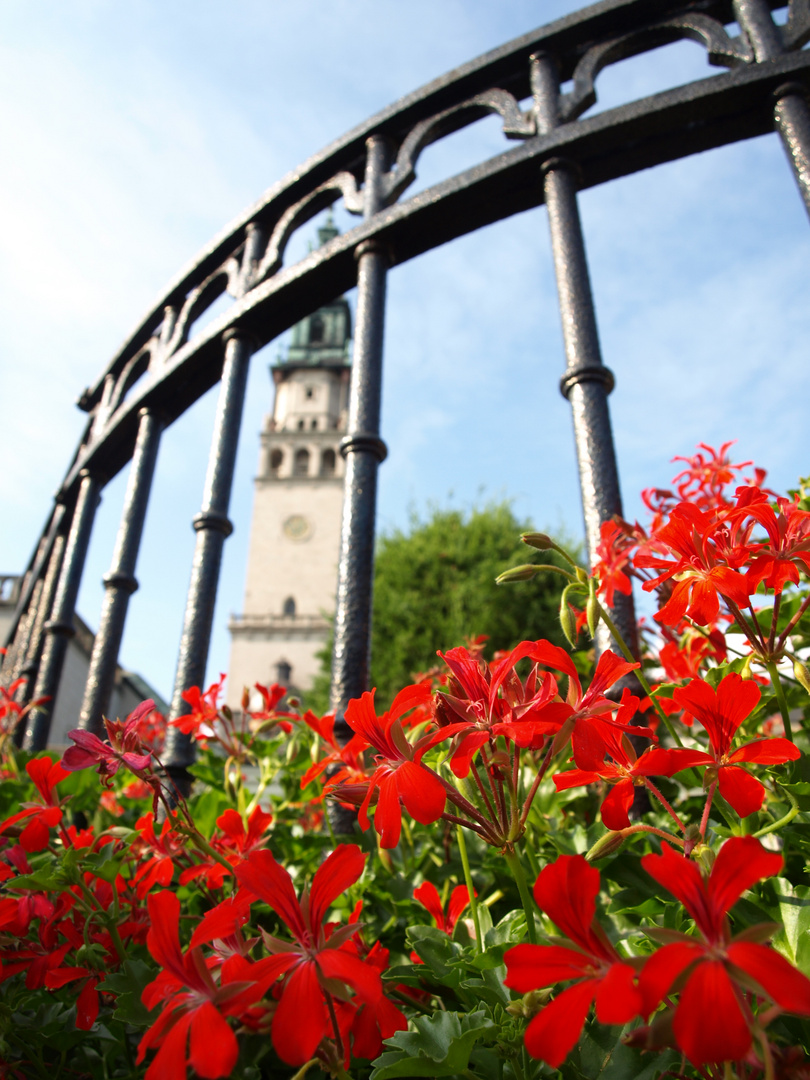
[2,0,808,782]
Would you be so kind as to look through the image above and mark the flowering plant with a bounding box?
[0,444,808,1080]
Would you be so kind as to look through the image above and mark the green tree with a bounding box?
[307,502,575,713]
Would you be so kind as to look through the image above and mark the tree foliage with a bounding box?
[308,503,574,713]
[368,503,572,706]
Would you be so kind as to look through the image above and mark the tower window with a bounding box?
[321,448,336,476]
[293,448,310,476]
[310,418,318,430]
[276,660,292,685]
[282,596,296,616]
[270,448,283,475]
[297,419,305,430]
[309,315,325,344]
[305,386,315,399]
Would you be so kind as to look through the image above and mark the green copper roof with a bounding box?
[277,214,351,368]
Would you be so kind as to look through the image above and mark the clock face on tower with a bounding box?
[283,514,312,542]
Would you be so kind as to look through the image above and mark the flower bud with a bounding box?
[586,830,627,861]
[794,659,810,695]
[521,532,555,551]
[586,593,601,638]
[560,597,578,648]
[496,564,539,584]
[692,842,715,876]
[506,987,554,1018]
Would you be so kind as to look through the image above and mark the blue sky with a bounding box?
[1,1,808,703]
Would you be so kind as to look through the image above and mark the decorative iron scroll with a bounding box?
[3,0,809,758]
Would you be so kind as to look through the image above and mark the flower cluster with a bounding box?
[0,444,806,1080]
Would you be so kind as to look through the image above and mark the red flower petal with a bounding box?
[674,960,751,1065]
[708,837,782,931]
[593,962,642,1024]
[375,770,403,849]
[524,979,598,1066]
[600,780,635,832]
[144,1009,192,1080]
[717,765,765,818]
[447,885,472,930]
[309,844,366,931]
[728,737,801,765]
[533,856,603,957]
[235,850,307,943]
[396,760,446,826]
[272,960,329,1065]
[189,1001,239,1079]
[642,844,715,939]
[76,978,99,1031]
[553,768,601,792]
[413,882,444,928]
[504,943,593,992]
[726,942,810,1015]
[317,948,382,1004]
[639,941,703,1016]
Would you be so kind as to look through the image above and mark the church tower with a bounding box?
[227,218,350,703]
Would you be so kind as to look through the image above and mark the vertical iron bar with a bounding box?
[24,471,101,750]
[1,503,66,661]
[734,0,810,218]
[6,581,43,690]
[330,134,391,731]
[162,329,253,780]
[16,534,67,708]
[78,409,163,734]
[532,52,639,661]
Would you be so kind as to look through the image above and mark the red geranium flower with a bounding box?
[430,641,559,776]
[640,837,810,1065]
[137,891,272,1080]
[342,685,446,848]
[0,757,69,851]
[234,844,384,1065]
[504,855,642,1067]
[652,673,799,816]
[635,502,752,626]
[173,674,226,738]
[62,699,155,784]
[553,725,677,831]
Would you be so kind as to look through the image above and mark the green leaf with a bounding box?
[565,1016,679,1080]
[406,925,461,980]
[83,846,124,883]
[96,959,158,1028]
[370,1009,496,1078]
[6,868,61,892]
[768,878,810,972]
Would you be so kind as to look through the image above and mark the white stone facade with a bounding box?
[227,288,351,708]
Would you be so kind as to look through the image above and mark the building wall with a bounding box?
[0,596,165,749]
[226,368,348,708]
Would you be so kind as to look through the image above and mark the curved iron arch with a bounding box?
[3,0,809,763]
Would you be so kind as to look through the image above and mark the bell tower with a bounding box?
[227,218,351,702]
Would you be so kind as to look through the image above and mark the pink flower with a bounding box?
[62,699,155,785]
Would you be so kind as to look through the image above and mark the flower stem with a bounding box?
[596,603,684,748]
[644,779,686,834]
[517,739,556,833]
[700,779,717,838]
[778,592,810,649]
[765,661,793,742]
[753,786,799,838]
[504,848,537,945]
[756,1026,776,1080]
[456,825,482,952]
